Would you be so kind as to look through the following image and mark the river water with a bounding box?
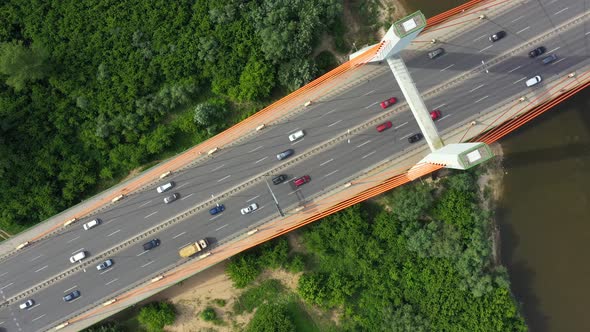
[402,1,590,331]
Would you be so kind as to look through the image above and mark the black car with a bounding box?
[407,133,423,144]
[164,193,179,204]
[272,174,288,185]
[276,149,294,161]
[143,239,160,251]
[63,290,80,302]
[528,46,546,58]
[489,31,506,42]
[209,204,225,215]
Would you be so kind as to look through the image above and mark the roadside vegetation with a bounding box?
[0,0,345,234]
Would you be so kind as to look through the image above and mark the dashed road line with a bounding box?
[0,283,14,291]
[211,164,225,172]
[548,46,561,53]
[400,133,414,140]
[138,200,152,208]
[100,268,113,275]
[362,151,377,159]
[106,229,121,237]
[215,224,228,231]
[440,64,455,72]
[181,193,194,201]
[364,101,379,109]
[479,45,492,53]
[323,170,339,178]
[105,218,116,225]
[255,156,268,164]
[30,255,43,262]
[364,89,375,96]
[473,34,487,41]
[511,15,524,23]
[105,278,119,285]
[144,211,158,219]
[209,214,222,221]
[513,77,527,84]
[553,7,568,15]
[178,242,191,250]
[71,248,84,255]
[552,57,566,65]
[247,195,260,202]
[516,26,530,34]
[137,251,148,257]
[469,84,485,93]
[474,95,489,103]
[291,138,304,145]
[66,236,80,244]
[140,261,154,268]
[356,140,372,148]
[64,285,77,293]
[176,182,190,189]
[217,175,231,182]
[320,158,334,166]
[0,272,7,277]
[248,146,264,153]
[172,232,186,239]
[508,65,521,73]
[394,122,408,129]
[328,119,343,127]
[31,314,46,322]
[34,265,48,273]
[439,114,452,121]
[434,103,446,109]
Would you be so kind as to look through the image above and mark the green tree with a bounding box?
[82,321,124,332]
[0,41,50,91]
[200,307,217,322]
[245,303,295,332]
[226,255,261,288]
[137,301,176,332]
[237,56,275,101]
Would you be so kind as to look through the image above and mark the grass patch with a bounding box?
[233,279,285,314]
[212,298,226,307]
[285,300,321,332]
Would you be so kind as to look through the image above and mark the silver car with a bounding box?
[241,203,259,215]
[96,259,114,271]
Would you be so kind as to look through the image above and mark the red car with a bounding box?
[376,121,393,132]
[430,109,442,120]
[380,97,397,109]
[293,175,311,187]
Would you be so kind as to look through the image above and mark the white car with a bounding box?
[157,181,175,193]
[525,75,542,87]
[69,251,87,263]
[288,130,305,142]
[241,203,259,215]
[19,299,34,310]
[83,218,100,230]
[96,258,113,271]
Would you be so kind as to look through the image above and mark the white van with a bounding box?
[288,130,305,142]
[157,181,175,193]
[525,75,542,87]
[83,218,100,230]
[69,251,87,263]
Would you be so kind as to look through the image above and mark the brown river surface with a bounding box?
[402,0,590,330]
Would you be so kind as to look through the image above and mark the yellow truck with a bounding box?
[179,239,208,258]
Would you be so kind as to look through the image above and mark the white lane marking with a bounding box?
[248,146,264,153]
[553,7,568,15]
[586,31,590,36]
[140,261,154,268]
[247,195,260,202]
[288,190,300,196]
[0,272,7,277]
[71,248,84,255]
[105,218,116,225]
[439,114,453,121]
[68,296,82,303]
[291,138,304,145]
[508,65,522,73]
[364,89,375,96]
[552,57,566,65]
[474,95,489,103]
[289,128,300,133]
[34,265,48,273]
[176,182,190,189]
[328,119,343,127]
[137,251,148,256]
[394,122,408,130]
[217,175,231,182]
[66,236,80,244]
[362,151,377,159]
[434,103,446,109]
[30,254,43,262]
[106,229,121,237]
[479,45,493,53]
[211,163,224,172]
[178,242,191,250]
[516,26,530,34]
[254,156,268,164]
[30,303,41,310]
[548,46,561,53]
[209,214,222,221]
[469,84,485,93]
[138,200,152,208]
[180,193,194,201]
[440,64,455,72]
[100,268,114,275]
[320,158,334,166]
[258,205,266,211]
[0,282,14,290]
[172,232,186,239]
[547,0,558,5]
[323,108,338,117]
[215,224,228,231]
[473,34,487,41]
[64,285,77,293]
[31,314,46,322]
[323,170,339,178]
[0,321,4,325]
[364,101,379,109]
[400,133,414,140]
[511,15,524,23]
[105,278,119,285]
[356,140,372,148]
[144,211,158,219]
[513,77,527,84]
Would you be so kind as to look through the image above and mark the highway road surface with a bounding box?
[1,0,589,330]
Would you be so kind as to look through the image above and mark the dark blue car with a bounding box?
[209,204,225,215]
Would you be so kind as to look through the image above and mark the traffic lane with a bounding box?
[0,307,18,332]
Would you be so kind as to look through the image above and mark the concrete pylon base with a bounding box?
[407,142,494,180]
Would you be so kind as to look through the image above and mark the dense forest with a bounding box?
[0,0,344,233]
[223,170,528,331]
